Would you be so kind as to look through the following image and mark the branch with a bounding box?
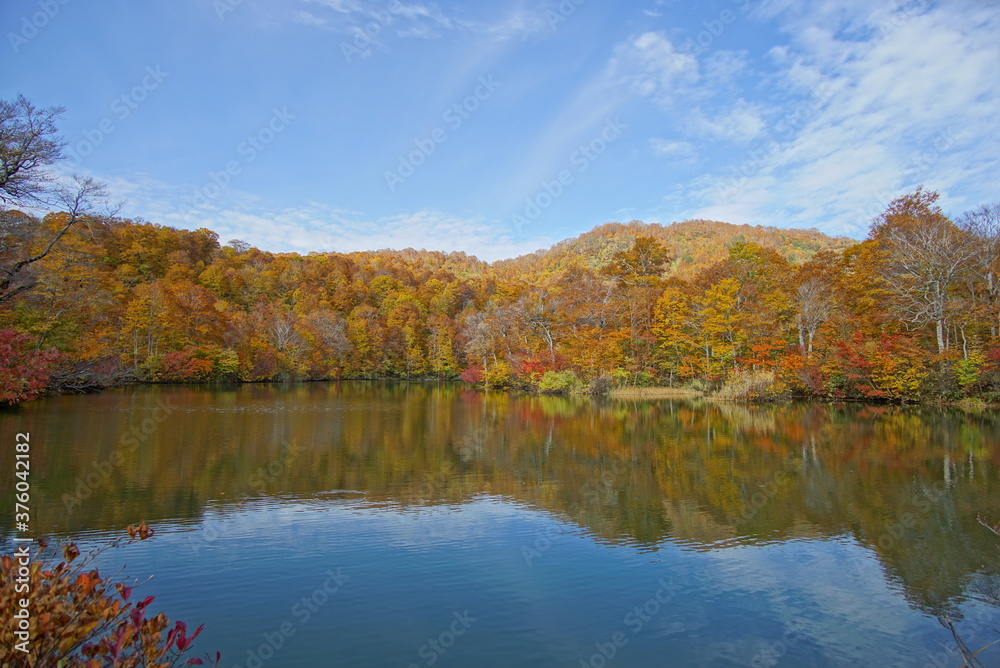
[977,513,1000,538]
[0,176,110,303]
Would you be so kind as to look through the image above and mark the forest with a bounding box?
[1,190,998,405]
[1,97,999,405]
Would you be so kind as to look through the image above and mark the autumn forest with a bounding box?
[2,184,999,405]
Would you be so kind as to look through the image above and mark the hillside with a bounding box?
[497,220,856,280]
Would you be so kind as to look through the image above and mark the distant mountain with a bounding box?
[496,220,857,279]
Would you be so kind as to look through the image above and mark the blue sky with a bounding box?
[2,0,997,260]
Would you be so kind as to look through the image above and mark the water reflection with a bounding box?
[2,382,999,621]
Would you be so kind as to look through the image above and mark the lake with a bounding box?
[2,382,999,667]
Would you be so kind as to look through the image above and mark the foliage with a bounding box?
[954,352,985,393]
[145,346,239,383]
[1,95,111,306]
[0,522,218,667]
[459,365,484,384]
[823,333,930,400]
[0,180,997,404]
[713,370,777,401]
[484,360,514,389]
[537,370,582,394]
[0,328,60,404]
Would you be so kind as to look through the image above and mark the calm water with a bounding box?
[2,382,1000,667]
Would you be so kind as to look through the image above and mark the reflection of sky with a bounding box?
[59,496,1000,668]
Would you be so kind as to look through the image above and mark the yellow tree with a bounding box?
[697,277,743,377]
[653,281,696,384]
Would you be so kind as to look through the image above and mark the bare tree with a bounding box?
[0,94,66,207]
[267,308,305,356]
[794,278,833,355]
[226,238,251,254]
[872,189,978,355]
[0,95,114,305]
[958,203,1000,338]
[0,176,109,304]
[939,514,1000,668]
[303,309,352,371]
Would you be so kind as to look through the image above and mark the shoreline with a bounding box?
[5,379,997,409]
[605,387,704,399]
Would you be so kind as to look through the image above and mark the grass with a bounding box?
[607,386,704,398]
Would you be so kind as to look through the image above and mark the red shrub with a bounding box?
[0,329,60,404]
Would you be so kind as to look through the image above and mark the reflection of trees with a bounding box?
[3,383,1000,617]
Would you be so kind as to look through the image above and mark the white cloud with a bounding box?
[649,138,697,161]
[703,50,749,83]
[612,31,699,104]
[307,207,555,260]
[687,100,766,144]
[98,173,551,262]
[680,2,1000,237]
[294,0,554,42]
[475,7,550,40]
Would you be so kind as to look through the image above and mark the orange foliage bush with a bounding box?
[0,523,218,667]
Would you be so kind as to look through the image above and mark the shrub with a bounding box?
[822,333,929,400]
[0,329,60,404]
[714,370,777,401]
[687,377,714,393]
[954,352,985,393]
[459,365,484,384]
[537,370,581,394]
[145,346,241,383]
[0,522,219,667]
[586,374,614,395]
[485,361,514,389]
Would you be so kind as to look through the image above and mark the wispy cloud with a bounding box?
[643,1,1000,237]
[611,31,699,105]
[98,173,552,261]
[649,138,697,161]
[293,0,556,43]
[687,100,766,144]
